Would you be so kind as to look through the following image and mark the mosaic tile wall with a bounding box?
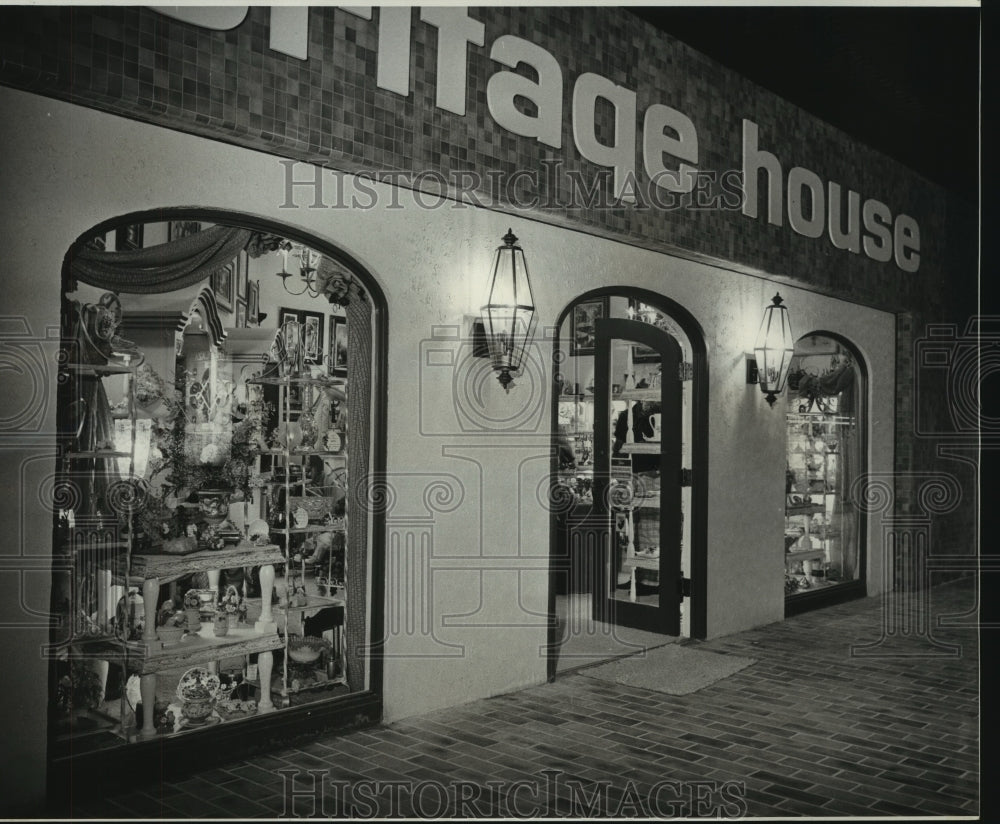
[0,5,978,550]
[0,6,965,305]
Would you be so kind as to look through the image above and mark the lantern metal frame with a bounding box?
[480,228,536,392]
[751,292,795,407]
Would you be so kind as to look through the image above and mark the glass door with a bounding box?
[592,317,682,635]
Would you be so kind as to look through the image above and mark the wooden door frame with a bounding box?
[592,317,682,635]
[547,288,709,682]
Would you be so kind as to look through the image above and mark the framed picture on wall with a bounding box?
[627,298,663,363]
[329,315,348,375]
[116,224,144,251]
[236,301,247,329]
[301,310,324,365]
[168,220,201,241]
[236,251,248,301]
[570,297,607,356]
[211,260,235,311]
[248,280,260,326]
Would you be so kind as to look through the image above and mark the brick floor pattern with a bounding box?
[62,580,978,818]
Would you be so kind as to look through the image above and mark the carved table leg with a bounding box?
[257,651,275,712]
[256,563,277,633]
[138,673,157,739]
[142,577,159,646]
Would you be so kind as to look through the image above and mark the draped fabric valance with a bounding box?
[70,226,253,294]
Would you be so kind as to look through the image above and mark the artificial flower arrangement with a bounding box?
[155,594,188,629]
[182,589,201,610]
[217,585,247,623]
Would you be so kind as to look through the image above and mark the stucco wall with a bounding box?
[0,86,895,809]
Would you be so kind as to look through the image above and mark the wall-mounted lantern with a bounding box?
[480,229,536,392]
[749,293,795,407]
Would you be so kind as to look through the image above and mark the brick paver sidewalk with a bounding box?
[64,579,979,818]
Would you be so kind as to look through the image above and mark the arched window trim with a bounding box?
[784,329,869,614]
[52,208,389,768]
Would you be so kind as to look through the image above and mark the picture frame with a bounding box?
[211,259,235,311]
[116,224,143,251]
[301,310,324,364]
[627,298,663,363]
[329,315,348,375]
[248,280,260,326]
[279,308,325,366]
[570,297,608,356]
[278,308,303,373]
[236,250,248,301]
[187,588,218,619]
[236,300,247,329]
[168,220,201,241]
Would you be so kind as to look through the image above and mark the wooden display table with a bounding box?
[129,544,285,738]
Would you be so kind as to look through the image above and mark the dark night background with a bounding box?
[628,6,981,204]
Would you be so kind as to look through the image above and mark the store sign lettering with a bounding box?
[742,120,920,272]
[150,5,920,272]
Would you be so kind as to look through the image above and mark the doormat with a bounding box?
[577,643,756,695]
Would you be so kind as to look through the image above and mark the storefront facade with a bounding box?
[0,5,976,812]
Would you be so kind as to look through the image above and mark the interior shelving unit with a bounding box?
[249,373,349,704]
[784,411,852,593]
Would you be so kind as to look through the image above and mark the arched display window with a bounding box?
[783,332,867,614]
[548,289,707,676]
[48,212,386,787]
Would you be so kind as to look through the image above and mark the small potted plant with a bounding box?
[182,589,203,632]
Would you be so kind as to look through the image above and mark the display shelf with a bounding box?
[62,450,132,459]
[260,449,346,458]
[263,368,351,710]
[130,544,283,580]
[74,625,283,675]
[785,548,826,563]
[622,554,659,572]
[60,362,137,376]
[786,503,825,516]
[62,539,131,551]
[785,411,853,592]
[615,388,660,402]
[619,442,660,454]
[248,374,347,389]
[282,524,347,535]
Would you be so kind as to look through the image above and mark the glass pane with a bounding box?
[784,336,863,595]
[608,339,662,608]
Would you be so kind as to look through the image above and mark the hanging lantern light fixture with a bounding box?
[480,228,536,392]
[753,293,795,407]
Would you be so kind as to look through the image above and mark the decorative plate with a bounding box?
[177,667,221,702]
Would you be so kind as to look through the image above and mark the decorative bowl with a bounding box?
[182,696,215,725]
[157,625,185,646]
[288,636,329,664]
[177,667,221,702]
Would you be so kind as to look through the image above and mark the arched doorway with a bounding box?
[547,289,708,677]
[48,209,387,786]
